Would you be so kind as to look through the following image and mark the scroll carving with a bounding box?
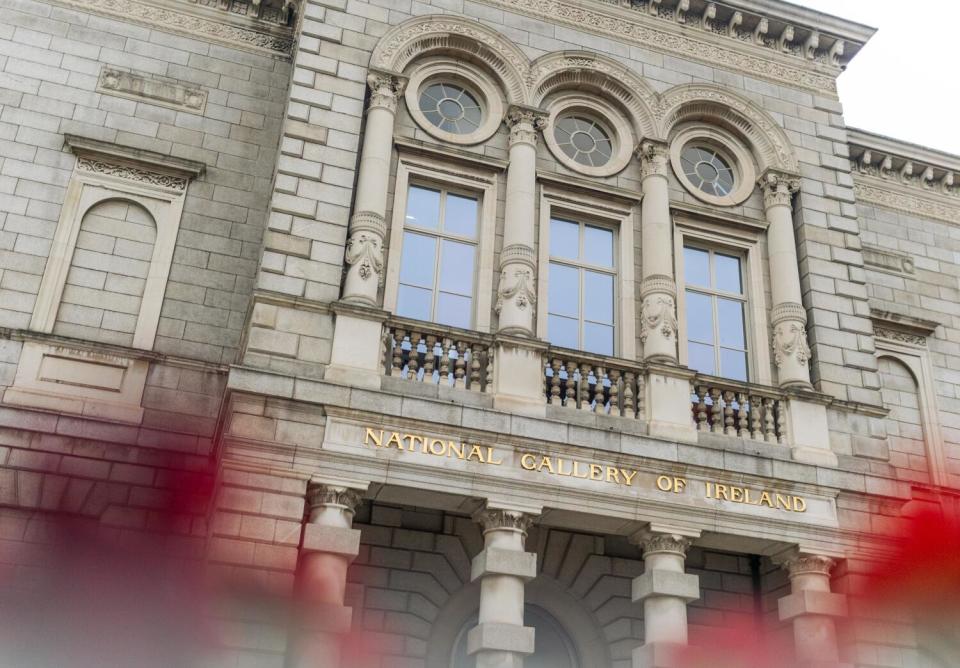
[76,156,187,191]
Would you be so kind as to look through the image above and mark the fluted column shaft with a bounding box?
[289,484,364,668]
[637,141,679,363]
[760,169,812,388]
[468,507,538,668]
[496,107,546,336]
[777,554,849,667]
[342,72,405,306]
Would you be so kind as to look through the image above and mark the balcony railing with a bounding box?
[544,349,645,419]
[690,377,787,443]
[383,319,494,393]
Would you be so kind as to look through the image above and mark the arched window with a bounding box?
[450,604,580,668]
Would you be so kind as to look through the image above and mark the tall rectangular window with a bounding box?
[683,245,748,381]
[547,217,616,356]
[396,184,479,329]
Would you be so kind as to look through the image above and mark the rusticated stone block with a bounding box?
[470,547,537,582]
[631,569,700,603]
[466,622,535,655]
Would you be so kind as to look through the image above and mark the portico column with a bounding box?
[468,507,538,668]
[491,107,548,415]
[289,483,364,668]
[637,140,679,364]
[759,169,811,389]
[341,71,405,305]
[777,553,850,668]
[631,531,700,668]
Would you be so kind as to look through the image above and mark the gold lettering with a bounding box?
[448,441,465,459]
[793,496,807,513]
[775,494,791,511]
[521,453,537,470]
[730,487,744,503]
[705,481,714,497]
[759,491,774,507]
[621,469,638,486]
[428,439,446,456]
[539,456,555,474]
[715,484,730,500]
[557,458,572,477]
[467,445,486,463]
[606,467,621,484]
[386,432,404,450]
[589,463,603,481]
[486,447,503,465]
[656,475,673,492]
[364,428,383,447]
[674,477,687,494]
[744,488,754,505]
[572,461,589,479]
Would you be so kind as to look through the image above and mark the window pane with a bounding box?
[405,186,440,229]
[583,225,613,267]
[550,219,579,260]
[717,299,746,349]
[548,263,579,318]
[437,293,472,329]
[444,193,478,238]
[715,253,742,293]
[548,315,579,350]
[683,246,710,288]
[583,271,613,324]
[439,240,475,297]
[688,342,716,376]
[720,349,748,382]
[396,285,432,321]
[685,291,714,344]
[584,322,614,356]
[399,232,437,288]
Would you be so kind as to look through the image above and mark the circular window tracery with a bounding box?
[553,115,613,167]
[418,83,483,135]
[680,146,735,197]
[669,126,756,207]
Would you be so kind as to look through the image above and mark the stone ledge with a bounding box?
[470,547,537,582]
[301,524,360,559]
[631,570,700,603]
[778,590,848,621]
[466,622,535,655]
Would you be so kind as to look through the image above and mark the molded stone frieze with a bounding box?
[505,106,547,147]
[872,326,927,347]
[76,157,188,191]
[98,68,207,114]
[474,508,536,534]
[759,170,801,210]
[306,484,364,512]
[366,72,407,113]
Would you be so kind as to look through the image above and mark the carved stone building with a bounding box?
[0,0,958,666]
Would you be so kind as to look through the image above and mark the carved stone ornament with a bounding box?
[345,230,384,285]
[474,508,536,534]
[771,320,811,368]
[306,484,364,512]
[636,140,670,179]
[641,533,692,558]
[873,326,926,347]
[853,181,960,226]
[367,72,407,113]
[640,294,679,344]
[759,170,801,210]
[76,156,188,191]
[505,107,547,147]
[98,67,207,114]
[782,554,836,578]
[496,266,536,314]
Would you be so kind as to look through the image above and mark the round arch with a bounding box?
[370,15,530,105]
[657,84,799,173]
[528,51,658,140]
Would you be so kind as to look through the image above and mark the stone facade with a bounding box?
[0,0,958,666]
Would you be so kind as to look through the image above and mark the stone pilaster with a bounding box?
[468,507,539,668]
[759,169,811,389]
[777,553,850,668]
[631,530,700,668]
[289,483,365,668]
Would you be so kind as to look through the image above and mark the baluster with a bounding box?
[763,397,777,443]
[636,373,646,420]
[750,395,763,440]
[548,359,562,405]
[565,362,578,409]
[579,364,593,411]
[423,335,436,385]
[710,387,723,433]
[407,331,421,381]
[484,346,493,393]
[776,400,786,444]
[695,385,709,431]
[737,392,749,438]
[453,342,466,389]
[623,371,636,419]
[469,347,481,391]
[390,328,404,377]
[723,390,736,436]
[438,337,452,387]
[593,366,608,414]
[608,369,621,417]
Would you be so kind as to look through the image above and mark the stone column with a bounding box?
[341,71,405,305]
[777,553,850,668]
[637,140,679,364]
[492,107,548,416]
[631,531,700,668]
[468,507,538,668]
[290,483,364,668]
[759,169,811,389]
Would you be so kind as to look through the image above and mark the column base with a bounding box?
[632,641,685,668]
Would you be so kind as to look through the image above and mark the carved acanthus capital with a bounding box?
[759,169,801,210]
[474,508,536,535]
[782,554,836,579]
[636,139,670,179]
[639,532,693,558]
[505,106,547,147]
[307,484,365,513]
[367,71,406,112]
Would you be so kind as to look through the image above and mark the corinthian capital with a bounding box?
[636,139,670,179]
[758,169,801,210]
[366,71,406,112]
[505,105,547,147]
[473,508,536,535]
[307,483,365,513]
[781,553,836,579]
[637,532,693,557]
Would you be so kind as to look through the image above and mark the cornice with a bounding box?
[477,0,866,93]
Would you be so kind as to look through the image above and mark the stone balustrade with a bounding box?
[383,319,494,393]
[543,349,646,419]
[691,376,787,443]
